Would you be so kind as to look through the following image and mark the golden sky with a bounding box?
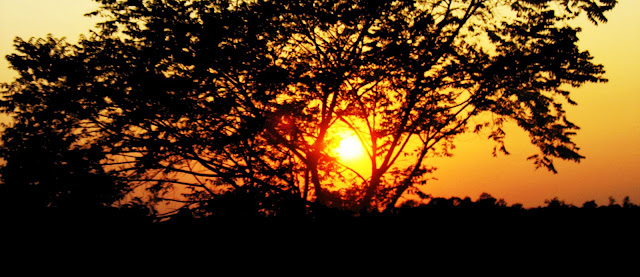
[1,0,638,207]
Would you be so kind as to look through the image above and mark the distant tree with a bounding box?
[622,196,637,209]
[476,192,507,208]
[607,196,621,208]
[544,197,574,209]
[582,200,598,209]
[1,0,617,217]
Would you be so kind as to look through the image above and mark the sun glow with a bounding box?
[335,134,366,160]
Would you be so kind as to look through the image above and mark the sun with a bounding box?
[335,134,366,160]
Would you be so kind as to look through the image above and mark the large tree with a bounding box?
[0,0,616,218]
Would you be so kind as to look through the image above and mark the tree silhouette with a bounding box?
[0,36,135,222]
[0,0,617,219]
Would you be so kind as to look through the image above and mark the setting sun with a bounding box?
[335,134,366,160]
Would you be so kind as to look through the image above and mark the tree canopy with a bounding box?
[0,0,616,219]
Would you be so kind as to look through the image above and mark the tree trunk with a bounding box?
[359,169,383,211]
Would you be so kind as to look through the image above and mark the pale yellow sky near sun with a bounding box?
[0,0,638,207]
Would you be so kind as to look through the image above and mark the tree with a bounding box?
[544,197,574,209]
[0,0,616,218]
[582,200,598,209]
[0,36,132,220]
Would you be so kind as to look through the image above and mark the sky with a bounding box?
[1,0,638,208]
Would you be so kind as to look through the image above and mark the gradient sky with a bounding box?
[1,0,638,208]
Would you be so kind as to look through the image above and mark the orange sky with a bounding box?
[1,0,638,208]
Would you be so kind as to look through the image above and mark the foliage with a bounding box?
[0,36,132,220]
[0,0,617,219]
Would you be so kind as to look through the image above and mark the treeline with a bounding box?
[400,192,640,211]
[158,192,640,226]
[384,193,640,223]
[2,191,638,227]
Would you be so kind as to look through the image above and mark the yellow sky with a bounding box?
[1,0,638,207]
